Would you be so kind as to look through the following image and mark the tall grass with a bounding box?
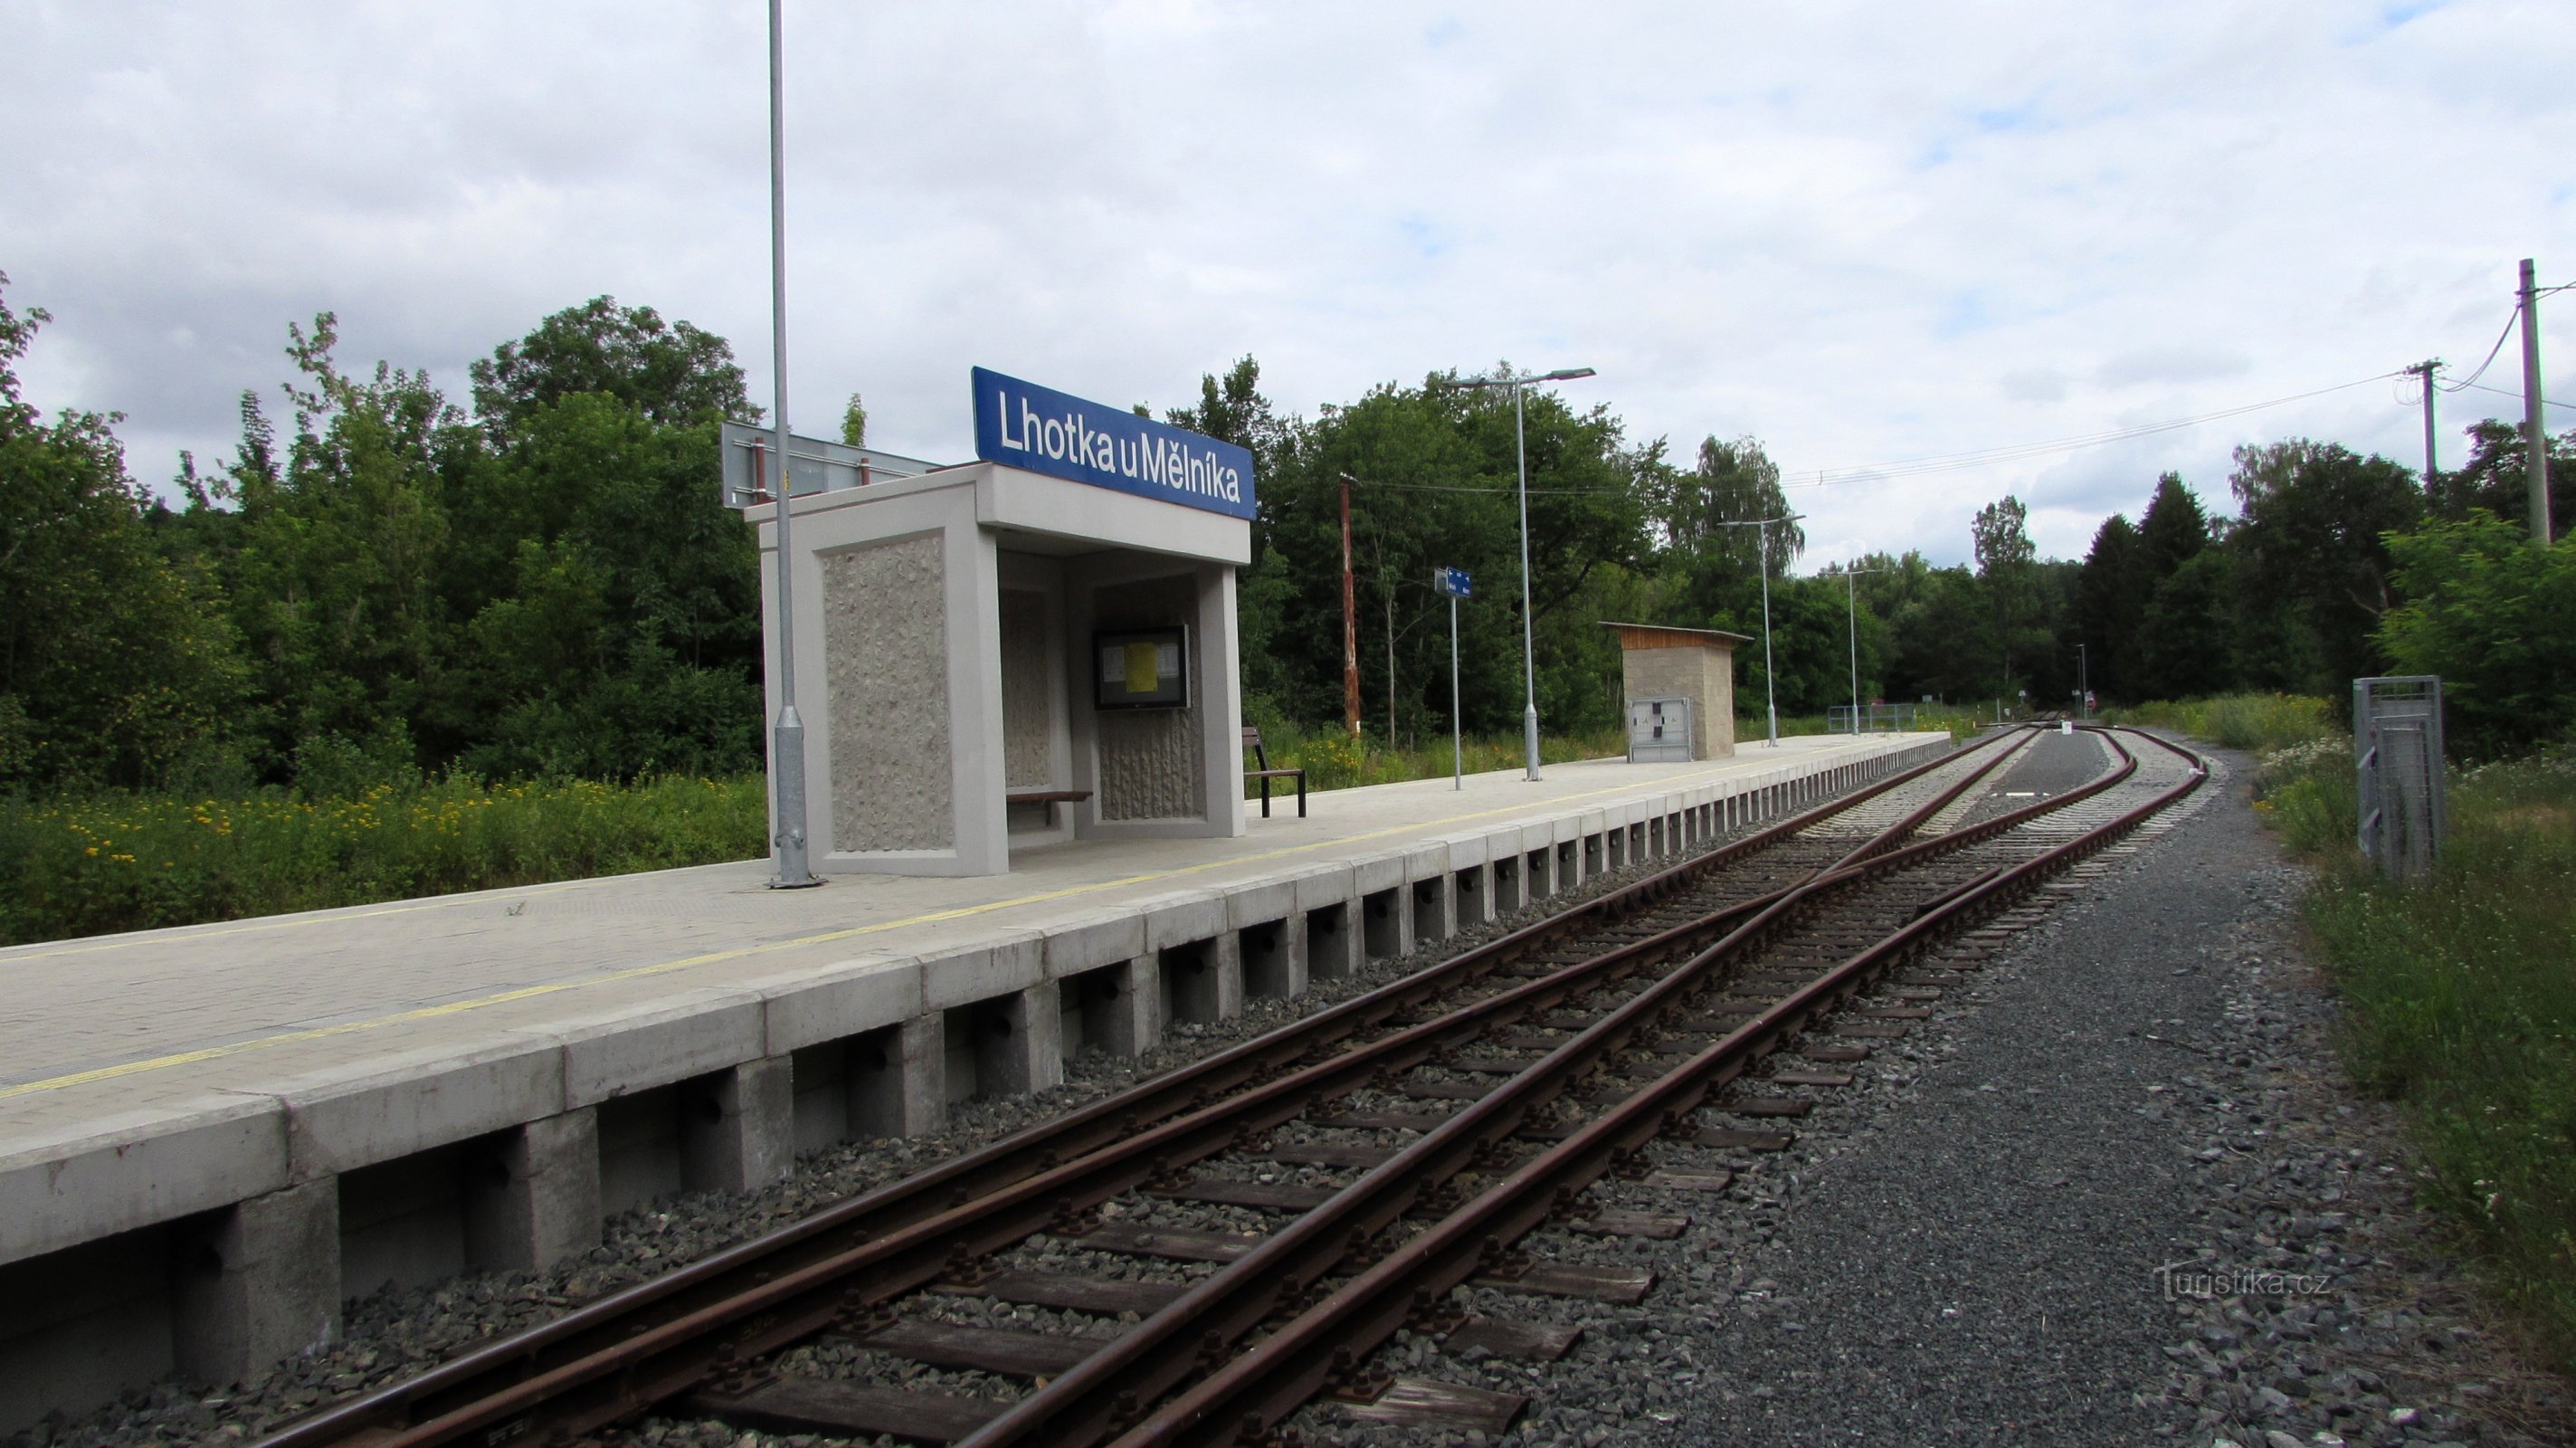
[2102,692,2339,752]
[1240,719,1626,794]
[0,775,766,947]
[2237,718,2576,1376]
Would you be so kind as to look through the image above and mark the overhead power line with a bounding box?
[2457,379,2575,414]
[2441,306,2522,393]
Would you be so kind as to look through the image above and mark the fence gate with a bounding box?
[2353,675,2445,881]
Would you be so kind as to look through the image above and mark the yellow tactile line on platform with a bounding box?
[0,749,1879,1101]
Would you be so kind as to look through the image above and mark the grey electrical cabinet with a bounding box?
[1628,697,1694,763]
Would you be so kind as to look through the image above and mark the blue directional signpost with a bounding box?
[1433,567,1473,789]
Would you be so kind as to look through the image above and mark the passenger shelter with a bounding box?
[1603,621,1747,763]
[737,368,1256,876]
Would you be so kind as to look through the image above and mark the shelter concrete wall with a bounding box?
[1621,643,1736,759]
[826,534,954,850]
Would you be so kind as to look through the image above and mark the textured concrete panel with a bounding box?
[825,534,953,850]
[1093,574,1206,820]
[999,586,1051,788]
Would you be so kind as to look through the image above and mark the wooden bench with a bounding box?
[1242,727,1307,818]
[1006,789,1091,826]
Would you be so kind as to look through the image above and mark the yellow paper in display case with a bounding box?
[1124,643,1161,695]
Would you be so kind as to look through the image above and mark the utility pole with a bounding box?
[763,0,817,889]
[1339,474,1361,735]
[2404,359,2441,484]
[2521,259,2552,544]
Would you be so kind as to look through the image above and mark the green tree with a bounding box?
[1238,367,1652,739]
[0,276,245,789]
[2428,418,2574,539]
[191,313,470,783]
[2135,549,2238,700]
[2136,471,2211,578]
[1971,493,2049,696]
[2379,517,2576,757]
[2076,514,2150,700]
[468,296,750,435]
[2228,439,2422,697]
[449,300,765,777]
[841,393,868,449]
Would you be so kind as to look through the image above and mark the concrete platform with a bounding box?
[0,733,1945,1428]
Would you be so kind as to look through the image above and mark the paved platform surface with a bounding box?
[0,737,1935,1153]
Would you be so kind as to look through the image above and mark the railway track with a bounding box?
[249,725,2203,1448]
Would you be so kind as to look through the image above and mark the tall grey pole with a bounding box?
[1513,383,1542,781]
[2521,259,2552,544]
[2077,643,2088,720]
[2410,360,2439,484]
[765,0,816,888]
[1450,592,1462,790]
[1844,567,1859,733]
[1758,524,1777,748]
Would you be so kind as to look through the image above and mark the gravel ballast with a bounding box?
[1285,733,2572,1448]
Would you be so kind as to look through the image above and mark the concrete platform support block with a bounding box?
[898,1014,946,1132]
[1491,853,1526,912]
[1060,957,1159,1058]
[1583,833,1603,879]
[1305,903,1360,982]
[464,1109,600,1273]
[682,1056,794,1196]
[1453,863,1493,928]
[1360,887,1409,960]
[176,1178,339,1389]
[1240,917,1303,999]
[1555,839,1579,891]
[1159,935,1243,1024]
[1525,847,1554,900]
[1012,980,1066,1094]
[1409,874,1451,948]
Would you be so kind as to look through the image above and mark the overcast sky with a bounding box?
[5,1,2571,567]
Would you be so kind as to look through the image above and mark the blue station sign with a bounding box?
[972,367,1257,520]
[1432,567,1473,598]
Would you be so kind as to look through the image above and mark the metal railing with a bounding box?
[1828,702,1917,734]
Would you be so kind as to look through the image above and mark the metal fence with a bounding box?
[1828,703,1918,734]
[2354,675,2446,881]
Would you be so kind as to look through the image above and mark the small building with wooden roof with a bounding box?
[1601,622,1750,761]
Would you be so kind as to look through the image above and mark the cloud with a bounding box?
[1,0,2570,571]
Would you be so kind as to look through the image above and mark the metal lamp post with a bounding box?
[1706,515,1802,748]
[1838,564,1887,733]
[1456,367,1596,782]
[763,0,818,888]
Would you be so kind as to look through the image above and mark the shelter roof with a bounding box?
[1599,621,1752,651]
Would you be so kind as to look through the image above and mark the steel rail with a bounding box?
[950,726,2153,1446]
[1107,727,2205,1446]
[251,731,2021,1448]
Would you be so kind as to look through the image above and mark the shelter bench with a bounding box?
[1242,727,1307,818]
[1006,789,1091,827]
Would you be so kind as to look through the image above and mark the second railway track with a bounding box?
[250,724,2207,1448]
